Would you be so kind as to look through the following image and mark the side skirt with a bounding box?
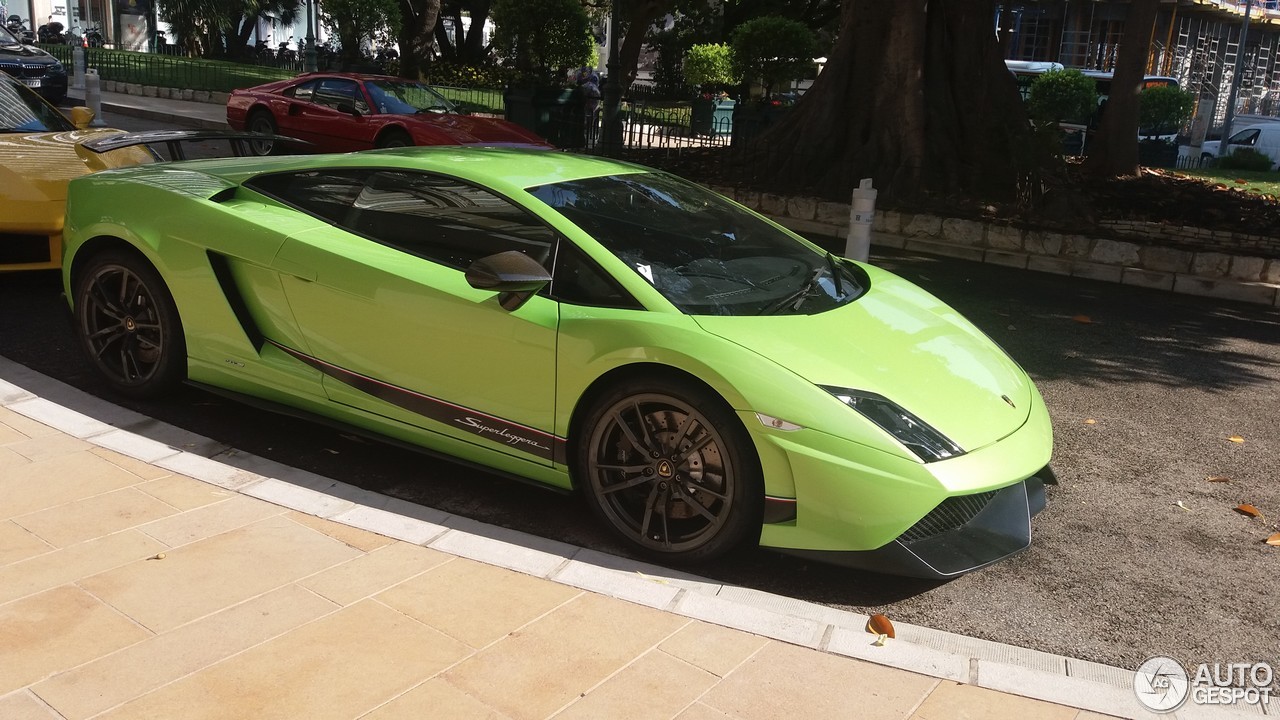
[183,379,574,496]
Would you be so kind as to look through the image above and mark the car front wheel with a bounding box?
[577,378,762,562]
[74,249,186,399]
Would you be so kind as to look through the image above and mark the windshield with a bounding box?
[0,75,74,132]
[529,172,866,316]
[364,80,456,115]
[1,24,22,46]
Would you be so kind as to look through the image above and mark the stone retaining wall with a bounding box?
[711,187,1280,308]
[100,81,229,108]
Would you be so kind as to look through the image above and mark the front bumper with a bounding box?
[776,472,1050,579]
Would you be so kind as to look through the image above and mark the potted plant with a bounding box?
[493,0,593,147]
[1138,84,1195,168]
[683,43,736,135]
[727,15,816,145]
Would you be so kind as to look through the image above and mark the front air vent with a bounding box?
[0,234,52,265]
[899,490,999,544]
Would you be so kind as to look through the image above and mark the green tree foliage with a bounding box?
[729,15,817,97]
[1138,84,1195,138]
[1027,69,1098,125]
[321,0,401,66]
[682,43,734,90]
[491,0,592,80]
[159,0,299,58]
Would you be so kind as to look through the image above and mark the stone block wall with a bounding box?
[711,186,1280,307]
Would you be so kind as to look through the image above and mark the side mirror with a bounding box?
[335,101,362,117]
[68,106,94,129]
[465,250,552,311]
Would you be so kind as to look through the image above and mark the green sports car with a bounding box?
[61,145,1055,578]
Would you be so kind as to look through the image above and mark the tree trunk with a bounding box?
[398,0,440,79]
[1083,0,1159,177]
[615,0,668,89]
[749,0,1028,204]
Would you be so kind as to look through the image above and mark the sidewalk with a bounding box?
[4,361,1251,720]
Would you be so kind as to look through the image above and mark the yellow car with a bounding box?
[0,71,154,271]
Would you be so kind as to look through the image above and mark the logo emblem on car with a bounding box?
[1002,394,1016,409]
[656,460,674,478]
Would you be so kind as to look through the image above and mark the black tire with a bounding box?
[74,249,186,399]
[575,377,763,563]
[376,129,413,149]
[246,109,278,156]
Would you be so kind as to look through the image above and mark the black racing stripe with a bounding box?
[267,339,565,462]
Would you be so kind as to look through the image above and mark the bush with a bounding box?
[427,62,518,88]
[1219,147,1275,172]
[683,43,734,91]
[1139,84,1195,138]
[1027,69,1097,125]
[729,15,816,97]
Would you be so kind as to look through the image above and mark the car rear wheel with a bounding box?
[577,378,762,562]
[74,249,186,399]
[247,110,278,156]
[376,129,413,149]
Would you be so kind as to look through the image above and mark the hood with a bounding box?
[0,129,155,204]
[412,114,549,146]
[0,40,57,63]
[693,268,1032,452]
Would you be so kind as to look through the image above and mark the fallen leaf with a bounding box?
[1267,533,1280,546]
[867,614,895,638]
[1176,501,1192,512]
[1206,476,1230,483]
[1007,324,1017,331]
[1083,418,1097,425]
[148,553,166,560]
[1235,178,1249,184]
[1228,435,1245,444]
[1236,504,1263,518]
[1072,314,1093,324]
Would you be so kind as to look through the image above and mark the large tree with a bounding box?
[749,0,1030,204]
[433,0,492,65]
[1084,0,1160,177]
[396,0,441,79]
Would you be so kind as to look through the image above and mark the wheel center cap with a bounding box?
[124,317,137,331]
[656,460,674,479]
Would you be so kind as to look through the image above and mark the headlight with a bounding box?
[821,386,964,463]
[49,61,66,75]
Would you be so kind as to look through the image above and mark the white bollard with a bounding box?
[84,69,107,127]
[845,178,877,262]
[71,46,86,91]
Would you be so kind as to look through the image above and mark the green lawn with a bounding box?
[1173,168,1280,199]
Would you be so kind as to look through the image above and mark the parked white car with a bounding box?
[1199,122,1280,168]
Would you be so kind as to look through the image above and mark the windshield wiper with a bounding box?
[825,252,845,297]
[761,267,824,315]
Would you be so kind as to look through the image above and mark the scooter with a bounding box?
[83,25,104,47]
[36,19,65,44]
[6,15,37,44]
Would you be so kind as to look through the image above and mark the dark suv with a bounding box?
[0,24,67,104]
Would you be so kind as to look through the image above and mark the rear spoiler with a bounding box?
[77,129,308,160]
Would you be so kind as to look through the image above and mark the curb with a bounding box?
[64,92,232,131]
[0,355,1265,720]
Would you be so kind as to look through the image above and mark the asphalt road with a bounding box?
[9,111,1280,673]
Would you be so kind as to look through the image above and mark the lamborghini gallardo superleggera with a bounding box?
[62,145,1055,577]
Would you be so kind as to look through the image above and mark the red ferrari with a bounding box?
[226,72,549,155]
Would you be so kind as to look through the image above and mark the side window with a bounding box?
[244,169,373,224]
[282,80,318,102]
[343,171,556,270]
[315,79,368,114]
[1231,128,1261,146]
[551,242,642,309]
